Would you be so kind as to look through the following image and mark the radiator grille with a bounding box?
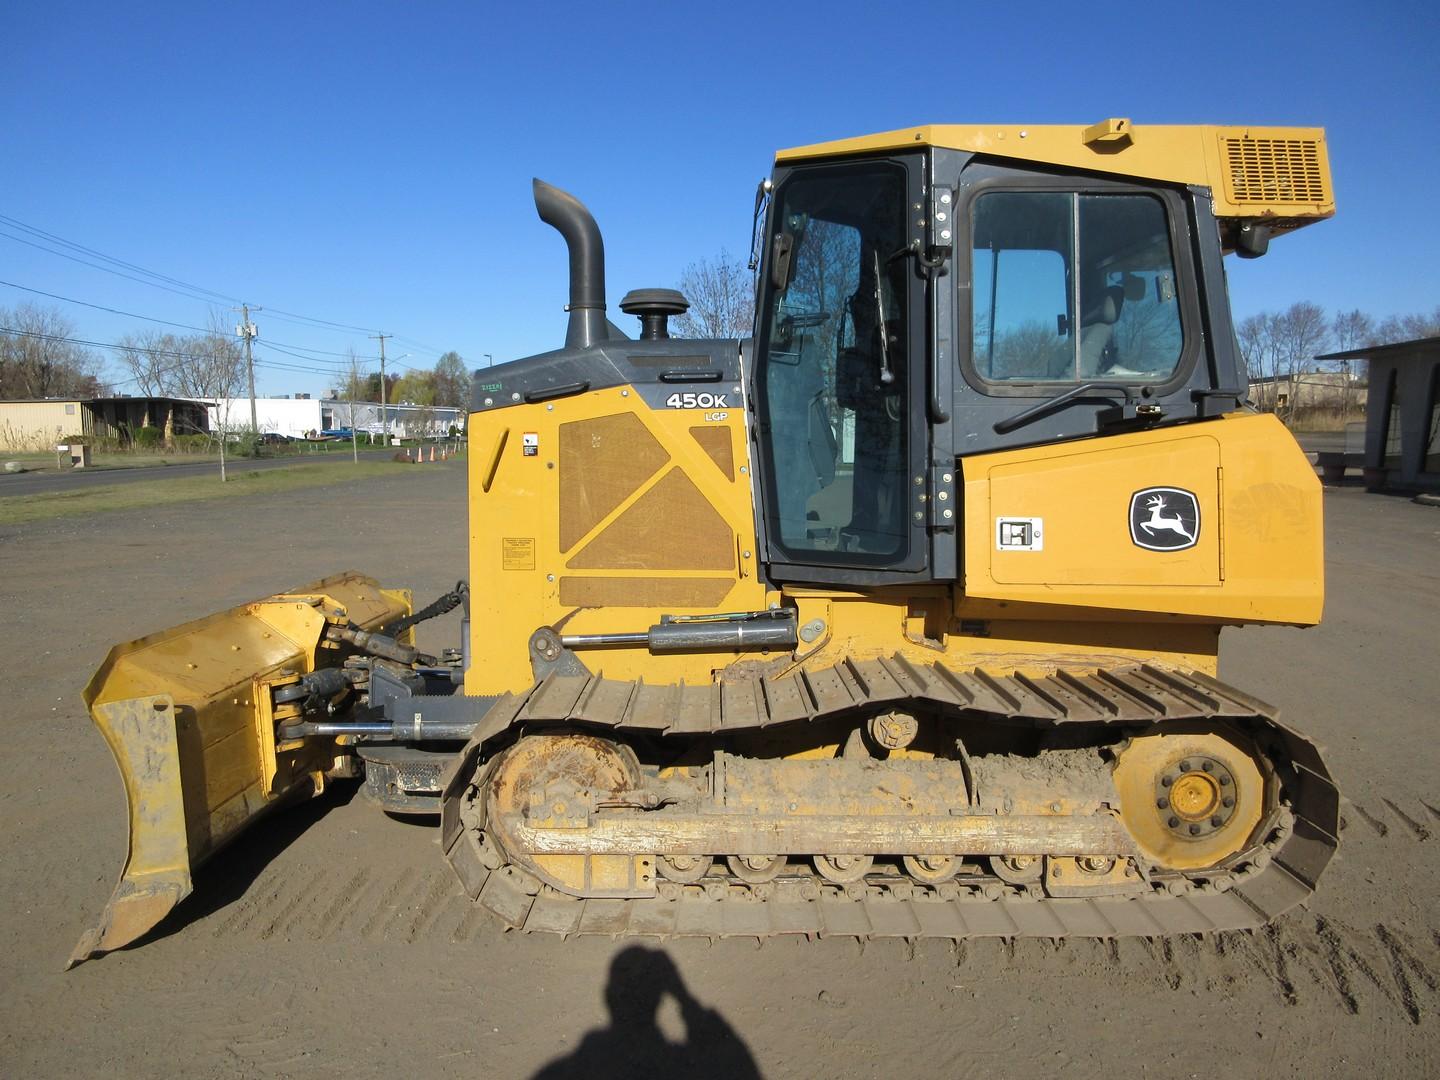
[1221,136,1328,205]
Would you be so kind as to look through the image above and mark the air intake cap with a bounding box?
[620,288,689,340]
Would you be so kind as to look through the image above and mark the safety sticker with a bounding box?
[522,432,539,457]
[995,517,1044,552]
[502,537,536,570]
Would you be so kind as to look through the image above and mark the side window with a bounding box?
[972,192,1072,380]
[972,191,1184,383]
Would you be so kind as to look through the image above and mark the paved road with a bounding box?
[1295,430,1351,455]
[0,448,399,497]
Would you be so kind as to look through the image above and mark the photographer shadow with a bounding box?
[532,945,761,1080]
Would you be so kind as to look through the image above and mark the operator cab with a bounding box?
[748,124,1334,585]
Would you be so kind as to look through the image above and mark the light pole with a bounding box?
[484,353,493,367]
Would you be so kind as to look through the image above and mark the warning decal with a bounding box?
[502,537,536,570]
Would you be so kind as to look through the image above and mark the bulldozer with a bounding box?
[71,120,1340,965]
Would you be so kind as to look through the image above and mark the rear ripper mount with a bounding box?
[439,658,1338,939]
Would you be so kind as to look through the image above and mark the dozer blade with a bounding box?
[68,571,410,967]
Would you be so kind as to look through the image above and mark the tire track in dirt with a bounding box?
[402,873,463,942]
[213,872,309,938]
[936,915,1440,1025]
[304,867,373,940]
[357,867,421,940]
[451,898,487,943]
[255,869,330,941]
[1381,799,1431,840]
[1350,801,1390,837]
[1213,918,1437,1024]
[1343,796,1438,841]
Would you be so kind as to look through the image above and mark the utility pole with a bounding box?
[370,331,391,445]
[234,304,261,434]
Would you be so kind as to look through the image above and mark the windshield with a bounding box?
[757,162,910,562]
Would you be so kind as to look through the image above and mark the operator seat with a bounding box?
[1077,284,1125,377]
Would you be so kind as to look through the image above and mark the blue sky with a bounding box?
[3,1,1436,397]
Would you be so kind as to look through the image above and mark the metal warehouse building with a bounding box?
[206,397,462,440]
[1317,336,1440,492]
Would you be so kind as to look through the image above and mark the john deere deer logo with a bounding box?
[1129,487,1200,552]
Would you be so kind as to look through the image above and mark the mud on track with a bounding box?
[1,472,1437,1078]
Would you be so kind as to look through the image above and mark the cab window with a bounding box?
[758,162,910,562]
[972,191,1183,382]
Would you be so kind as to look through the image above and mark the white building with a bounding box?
[205,398,463,440]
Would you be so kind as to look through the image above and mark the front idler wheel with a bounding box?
[1112,724,1270,871]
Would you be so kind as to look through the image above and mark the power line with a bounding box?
[0,213,435,346]
[263,338,380,359]
[262,306,379,334]
[262,341,366,369]
[0,229,236,306]
[0,328,381,403]
[0,278,216,334]
[0,213,240,303]
[0,278,383,367]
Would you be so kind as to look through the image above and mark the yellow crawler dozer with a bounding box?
[72,120,1339,965]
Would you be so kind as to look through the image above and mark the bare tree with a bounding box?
[337,349,366,462]
[1330,309,1375,416]
[1374,305,1440,344]
[0,303,106,399]
[673,249,756,339]
[114,312,242,403]
[114,329,176,398]
[1238,303,1332,420]
[179,320,247,481]
[1274,302,1331,415]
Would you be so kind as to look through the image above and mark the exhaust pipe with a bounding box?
[533,178,607,350]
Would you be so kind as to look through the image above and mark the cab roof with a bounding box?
[776,120,1334,230]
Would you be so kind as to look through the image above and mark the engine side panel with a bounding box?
[961,412,1323,623]
[465,384,768,697]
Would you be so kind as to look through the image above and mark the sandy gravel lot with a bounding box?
[2,466,1437,1078]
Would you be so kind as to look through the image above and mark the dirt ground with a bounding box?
[1,465,1437,1078]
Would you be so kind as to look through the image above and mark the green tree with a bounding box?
[391,370,436,406]
[432,351,468,407]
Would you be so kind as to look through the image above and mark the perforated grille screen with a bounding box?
[1221,136,1328,205]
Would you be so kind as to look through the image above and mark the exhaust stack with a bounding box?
[533,178,607,350]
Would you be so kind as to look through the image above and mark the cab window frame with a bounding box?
[955,169,1203,400]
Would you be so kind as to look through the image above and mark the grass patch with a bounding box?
[0,459,430,526]
[4,450,221,471]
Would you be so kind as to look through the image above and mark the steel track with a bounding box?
[438,658,1338,939]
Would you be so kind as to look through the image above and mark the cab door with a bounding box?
[752,155,936,585]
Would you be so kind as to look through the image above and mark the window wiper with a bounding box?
[872,249,894,385]
[992,383,1161,435]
